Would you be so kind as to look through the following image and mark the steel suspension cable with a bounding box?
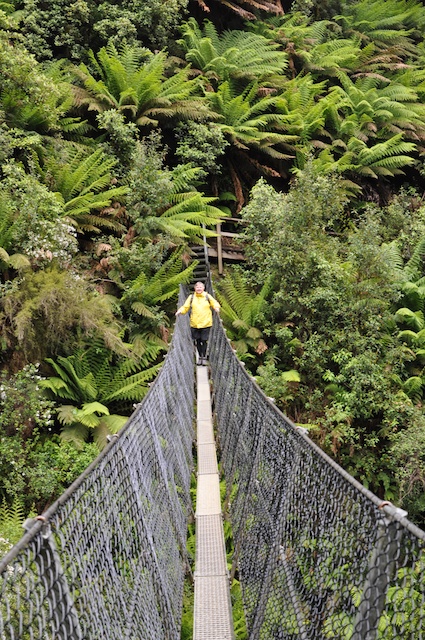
[0,288,195,640]
[208,311,425,640]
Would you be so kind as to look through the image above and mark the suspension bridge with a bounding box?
[1,273,425,639]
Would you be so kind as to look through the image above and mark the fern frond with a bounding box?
[395,308,425,331]
[0,497,28,546]
[103,364,160,403]
[402,376,424,402]
[131,301,157,317]
[404,235,425,281]
[179,18,287,87]
[60,421,90,447]
[397,329,419,345]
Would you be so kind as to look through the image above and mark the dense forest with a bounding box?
[2,0,425,554]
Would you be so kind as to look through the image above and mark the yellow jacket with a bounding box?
[178,292,220,328]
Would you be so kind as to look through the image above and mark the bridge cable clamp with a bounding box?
[378,500,408,524]
[295,426,309,437]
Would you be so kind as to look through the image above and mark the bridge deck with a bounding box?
[193,363,234,640]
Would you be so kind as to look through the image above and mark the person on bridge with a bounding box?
[176,281,220,366]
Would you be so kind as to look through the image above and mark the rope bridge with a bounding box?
[1,286,425,638]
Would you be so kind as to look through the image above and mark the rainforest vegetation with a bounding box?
[2,0,425,554]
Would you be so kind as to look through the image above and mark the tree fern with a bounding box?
[394,308,425,331]
[304,38,363,76]
[206,80,298,158]
[399,282,425,312]
[42,357,98,402]
[132,164,227,243]
[215,269,271,359]
[250,12,331,49]
[41,345,161,448]
[335,0,425,57]
[43,147,128,234]
[323,71,425,170]
[355,135,416,169]
[323,133,417,180]
[275,74,329,147]
[403,236,425,281]
[178,18,287,88]
[122,247,199,313]
[73,46,210,128]
[401,376,424,403]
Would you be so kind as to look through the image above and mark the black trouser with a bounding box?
[191,327,211,357]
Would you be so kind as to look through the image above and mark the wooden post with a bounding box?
[217,223,223,274]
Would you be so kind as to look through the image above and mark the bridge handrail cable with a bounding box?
[208,309,425,639]
[0,288,195,640]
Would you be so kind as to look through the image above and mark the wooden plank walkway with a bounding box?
[193,362,234,640]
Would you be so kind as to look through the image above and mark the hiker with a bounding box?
[176,281,220,365]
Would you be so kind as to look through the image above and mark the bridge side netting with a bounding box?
[0,290,195,640]
[210,318,425,640]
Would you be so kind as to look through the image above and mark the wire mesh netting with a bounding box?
[0,290,195,640]
[209,317,425,640]
[3,277,425,640]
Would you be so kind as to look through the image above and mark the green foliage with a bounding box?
[390,405,425,526]
[0,363,55,439]
[0,267,127,363]
[18,0,96,61]
[254,361,301,410]
[120,246,197,315]
[178,18,287,88]
[108,235,171,284]
[231,578,248,639]
[203,80,298,206]
[215,268,271,363]
[127,154,226,244]
[174,121,229,178]
[321,73,425,171]
[1,59,84,146]
[1,162,78,268]
[0,188,31,274]
[123,132,173,223]
[42,146,128,234]
[93,0,189,51]
[26,437,99,507]
[0,363,98,513]
[72,44,210,128]
[41,343,160,447]
[117,247,197,358]
[252,3,425,194]
[0,28,63,130]
[238,164,417,500]
[274,74,328,145]
[180,578,194,640]
[335,0,425,55]
[1,0,425,576]
[0,498,29,553]
[96,109,139,169]
[206,80,297,161]
[240,163,348,278]
[18,0,188,61]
